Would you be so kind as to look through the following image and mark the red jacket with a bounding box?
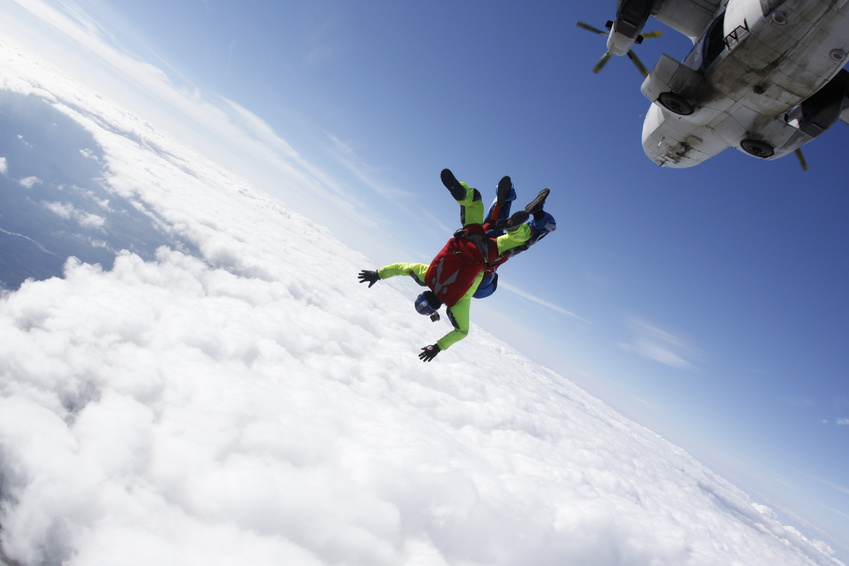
[426,228,497,307]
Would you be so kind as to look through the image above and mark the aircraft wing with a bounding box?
[653,0,726,41]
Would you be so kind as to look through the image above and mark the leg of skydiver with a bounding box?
[527,210,557,245]
[524,188,549,218]
[474,208,531,299]
[474,189,555,300]
[524,188,556,246]
[484,176,517,236]
[440,168,485,227]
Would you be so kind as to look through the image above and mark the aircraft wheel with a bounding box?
[741,139,775,158]
[657,92,693,115]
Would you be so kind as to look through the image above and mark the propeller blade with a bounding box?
[593,52,614,74]
[577,21,609,36]
[627,50,649,77]
[639,30,663,40]
[795,148,809,171]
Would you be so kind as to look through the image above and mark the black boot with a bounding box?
[440,168,467,200]
[496,176,512,206]
[494,210,529,231]
[524,188,550,216]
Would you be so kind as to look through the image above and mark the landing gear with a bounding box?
[741,138,775,158]
[657,92,694,115]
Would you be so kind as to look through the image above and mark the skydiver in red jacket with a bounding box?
[358,169,537,361]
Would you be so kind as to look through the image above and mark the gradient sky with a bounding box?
[3,0,849,560]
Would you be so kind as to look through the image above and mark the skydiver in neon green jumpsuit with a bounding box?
[358,169,534,362]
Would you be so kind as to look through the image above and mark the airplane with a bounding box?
[579,0,849,169]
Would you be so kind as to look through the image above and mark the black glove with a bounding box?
[358,270,380,288]
[418,344,441,362]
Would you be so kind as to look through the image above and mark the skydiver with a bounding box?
[357,168,535,362]
[472,175,557,299]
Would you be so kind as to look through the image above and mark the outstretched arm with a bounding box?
[378,262,429,285]
[430,271,482,353]
[419,301,470,363]
[435,298,472,351]
[359,263,429,287]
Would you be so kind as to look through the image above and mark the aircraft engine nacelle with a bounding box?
[641,54,706,115]
[786,69,849,138]
[731,70,849,161]
[607,0,655,55]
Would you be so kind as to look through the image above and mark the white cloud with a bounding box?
[1,236,840,566]
[43,201,106,228]
[619,318,701,370]
[837,418,849,426]
[19,175,41,188]
[0,156,7,174]
[753,502,779,520]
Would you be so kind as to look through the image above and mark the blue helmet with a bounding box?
[414,291,441,316]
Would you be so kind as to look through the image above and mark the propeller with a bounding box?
[576,21,661,77]
[794,148,809,171]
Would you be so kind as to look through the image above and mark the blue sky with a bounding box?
[5,0,849,559]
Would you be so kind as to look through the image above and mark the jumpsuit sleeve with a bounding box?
[434,271,483,350]
[377,263,429,285]
[436,299,471,350]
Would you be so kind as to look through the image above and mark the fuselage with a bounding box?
[642,0,849,167]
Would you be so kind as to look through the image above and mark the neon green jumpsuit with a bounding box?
[377,183,531,351]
